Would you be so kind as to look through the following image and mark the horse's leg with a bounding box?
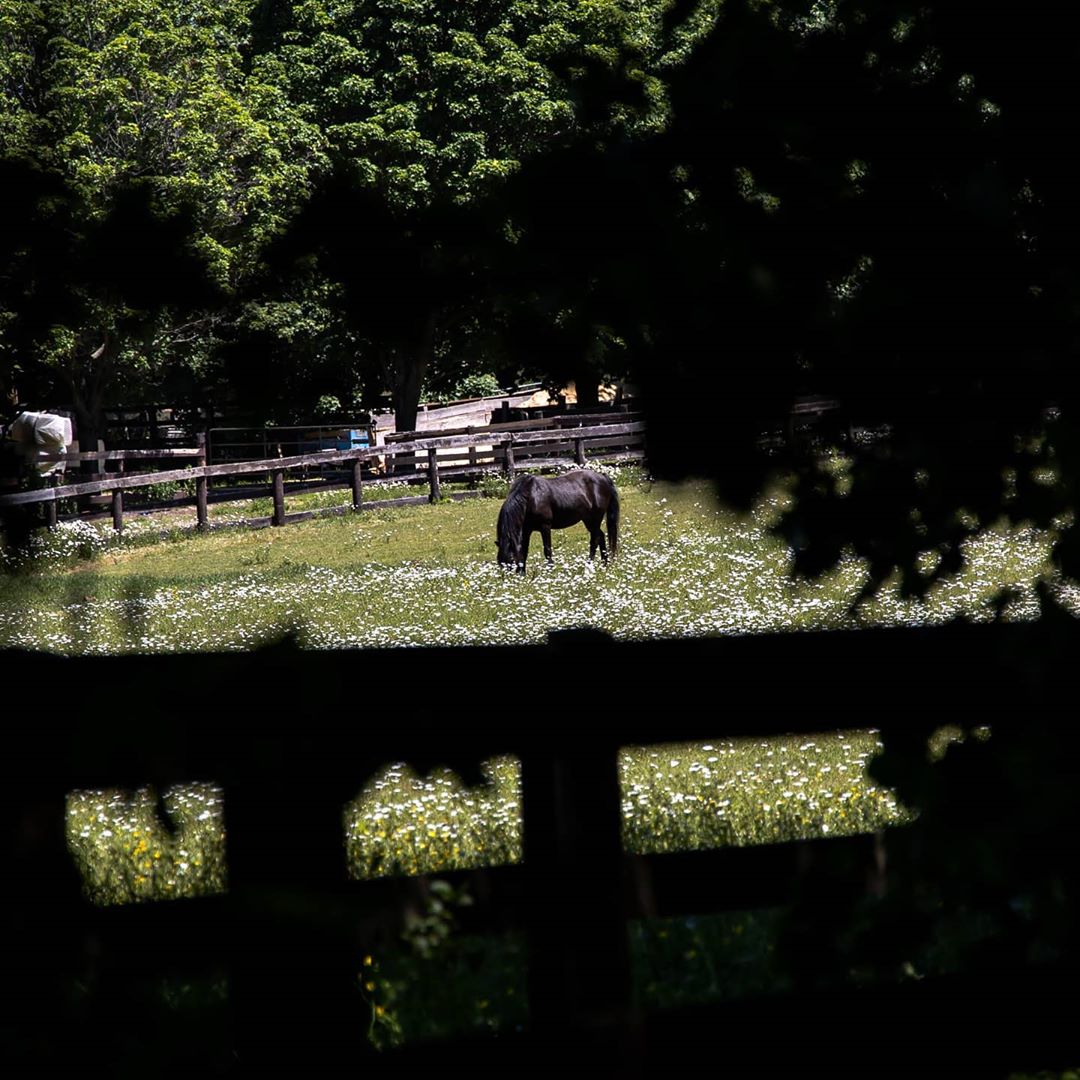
[587,515,607,562]
[541,525,553,565]
[519,528,531,574]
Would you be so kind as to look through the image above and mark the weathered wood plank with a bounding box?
[0,454,361,504]
[382,421,644,455]
[31,447,203,461]
[0,424,644,507]
[351,459,363,509]
[272,470,286,526]
[427,448,441,502]
[398,421,644,453]
[196,476,208,527]
[186,490,482,532]
[384,410,641,442]
[487,452,646,473]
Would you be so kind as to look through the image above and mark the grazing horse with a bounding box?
[496,470,619,574]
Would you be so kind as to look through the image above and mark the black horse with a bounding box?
[496,470,619,573]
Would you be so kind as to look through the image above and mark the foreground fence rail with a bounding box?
[3,623,1078,1075]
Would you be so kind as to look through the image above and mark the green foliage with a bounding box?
[360,884,527,1051]
[0,0,326,430]
[38,0,324,280]
[0,0,721,440]
[230,273,367,421]
[257,0,720,430]
[0,1,48,152]
[477,471,510,499]
[401,878,474,960]
[631,909,791,1009]
[1008,1072,1080,1080]
[274,0,710,211]
[134,476,196,503]
[65,782,227,906]
[447,372,501,401]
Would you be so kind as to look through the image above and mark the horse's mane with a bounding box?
[497,476,532,544]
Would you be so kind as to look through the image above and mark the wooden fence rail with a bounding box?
[30,448,206,461]
[383,409,642,443]
[0,421,646,532]
[3,622,1078,1074]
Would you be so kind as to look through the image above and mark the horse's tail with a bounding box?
[606,483,619,558]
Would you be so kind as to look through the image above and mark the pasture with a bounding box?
[33,467,1071,1054]
[65,729,909,905]
[9,462,1060,891]
[18,463,1063,902]
[0,465,1060,654]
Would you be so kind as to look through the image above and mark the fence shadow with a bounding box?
[2,622,1078,1075]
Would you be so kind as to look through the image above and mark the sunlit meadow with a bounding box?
[14,466,1067,905]
[67,729,913,905]
[0,466,1061,654]
[66,782,227,906]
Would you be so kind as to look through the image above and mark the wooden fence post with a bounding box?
[272,469,285,526]
[427,448,441,503]
[504,438,515,479]
[522,743,637,1066]
[195,433,208,528]
[196,473,208,528]
[111,488,123,532]
[575,437,586,466]
[45,478,58,528]
[351,457,363,510]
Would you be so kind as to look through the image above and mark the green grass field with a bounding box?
[17,464,1063,905]
[0,465,1061,654]
[65,728,922,905]
[37,472,1071,1056]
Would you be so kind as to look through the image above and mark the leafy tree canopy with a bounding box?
[271,0,719,210]
[0,0,326,434]
[260,0,721,430]
[513,0,1080,594]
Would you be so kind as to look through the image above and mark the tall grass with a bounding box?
[0,468,1059,655]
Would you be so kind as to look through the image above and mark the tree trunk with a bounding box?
[69,333,119,503]
[392,353,426,437]
[574,366,600,410]
[72,402,101,462]
[389,312,438,440]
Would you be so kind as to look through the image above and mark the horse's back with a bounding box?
[543,470,613,522]
[514,470,617,522]
[570,469,616,504]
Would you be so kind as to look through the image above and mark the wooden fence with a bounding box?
[3,621,1077,1075]
[0,415,645,533]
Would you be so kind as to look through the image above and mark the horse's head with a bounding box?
[496,526,518,569]
[496,501,523,571]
